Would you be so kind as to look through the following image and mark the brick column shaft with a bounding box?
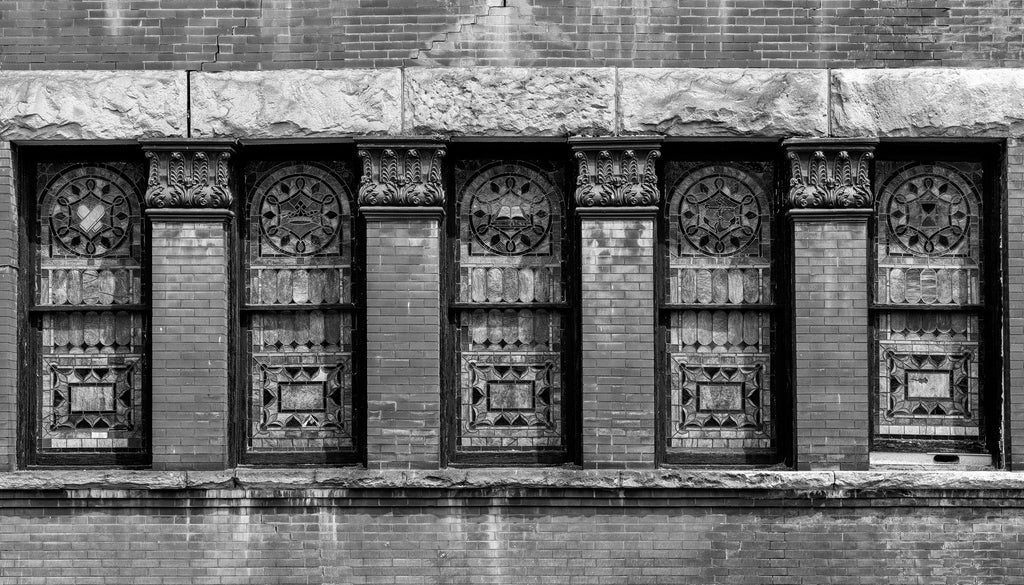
[579,208,657,469]
[149,211,231,470]
[791,210,871,470]
[0,142,16,471]
[363,208,442,470]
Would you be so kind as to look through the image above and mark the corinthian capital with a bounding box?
[783,138,878,210]
[571,138,662,207]
[142,141,235,209]
[356,140,446,207]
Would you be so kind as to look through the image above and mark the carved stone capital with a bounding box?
[783,139,878,210]
[142,141,235,209]
[356,140,446,207]
[571,138,662,207]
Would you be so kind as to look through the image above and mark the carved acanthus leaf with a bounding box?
[144,148,233,209]
[785,142,876,209]
[573,146,661,207]
[357,145,446,207]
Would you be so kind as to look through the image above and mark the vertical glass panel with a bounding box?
[36,162,148,457]
[874,162,984,449]
[665,161,774,458]
[455,159,567,457]
[244,161,355,457]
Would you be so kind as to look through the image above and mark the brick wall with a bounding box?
[1,486,1023,584]
[791,211,871,471]
[1008,138,1024,469]
[149,215,231,471]
[0,0,1022,70]
[580,210,656,469]
[0,142,14,472]
[364,209,442,470]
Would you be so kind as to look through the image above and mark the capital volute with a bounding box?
[356,139,447,207]
[783,138,878,210]
[570,137,662,207]
[141,140,236,209]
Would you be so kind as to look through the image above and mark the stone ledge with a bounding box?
[2,468,1023,493]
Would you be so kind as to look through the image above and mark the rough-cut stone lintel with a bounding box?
[0,469,1022,493]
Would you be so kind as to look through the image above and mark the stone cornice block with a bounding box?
[619,68,828,137]
[356,139,447,207]
[142,140,236,209]
[832,68,1024,137]
[0,71,186,140]
[404,67,616,136]
[783,138,878,210]
[191,69,402,137]
[570,137,662,207]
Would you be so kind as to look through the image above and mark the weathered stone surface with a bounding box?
[191,70,402,137]
[619,69,828,137]
[0,71,186,140]
[3,469,1023,493]
[831,69,1024,137]
[834,471,1024,491]
[405,67,615,136]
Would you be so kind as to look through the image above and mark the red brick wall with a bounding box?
[791,211,871,471]
[0,142,15,472]
[364,209,442,470]
[149,215,231,470]
[0,0,1021,70]
[580,210,657,469]
[1,489,1023,584]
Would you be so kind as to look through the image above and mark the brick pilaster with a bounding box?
[785,139,876,471]
[358,141,445,470]
[0,142,16,471]
[1007,138,1024,470]
[144,141,234,471]
[573,139,660,469]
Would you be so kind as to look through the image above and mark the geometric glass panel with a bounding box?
[665,161,775,459]
[455,159,568,459]
[874,161,985,450]
[34,161,148,459]
[244,160,356,458]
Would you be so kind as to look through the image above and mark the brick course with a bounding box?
[149,214,231,471]
[791,211,871,471]
[1007,138,1024,470]
[580,210,657,469]
[1,487,1023,584]
[364,208,442,470]
[1,0,1023,69]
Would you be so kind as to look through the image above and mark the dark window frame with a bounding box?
[234,142,366,467]
[17,142,152,468]
[442,140,580,467]
[656,140,790,467]
[868,140,1004,465]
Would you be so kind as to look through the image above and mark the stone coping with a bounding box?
[1,468,1022,492]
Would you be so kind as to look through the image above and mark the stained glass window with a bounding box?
[452,159,569,462]
[243,160,358,463]
[33,161,149,463]
[664,161,776,462]
[873,161,986,452]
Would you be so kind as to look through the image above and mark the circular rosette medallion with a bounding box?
[252,164,348,257]
[880,164,977,257]
[43,165,139,258]
[672,165,766,257]
[464,163,558,256]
